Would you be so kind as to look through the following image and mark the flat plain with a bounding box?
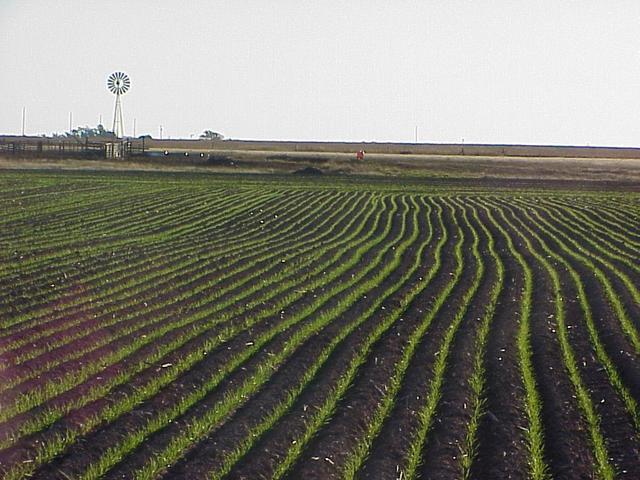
[0,168,638,479]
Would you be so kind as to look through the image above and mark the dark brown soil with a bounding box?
[510,201,640,476]
[497,202,597,478]
[412,199,500,480]
[0,192,372,467]
[25,194,402,479]
[460,200,529,480]
[0,191,344,401]
[1,168,639,480]
[0,190,276,318]
[280,199,466,480]
[293,167,324,175]
[108,196,426,480]
[157,198,442,480]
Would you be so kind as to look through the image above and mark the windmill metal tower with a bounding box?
[107,72,130,138]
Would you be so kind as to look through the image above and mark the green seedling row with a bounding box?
[1,171,638,480]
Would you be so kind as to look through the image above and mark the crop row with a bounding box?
[0,171,638,479]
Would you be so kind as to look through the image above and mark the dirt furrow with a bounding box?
[495,201,599,479]
[278,198,463,480]
[410,198,499,480]
[25,195,404,479]
[467,199,530,479]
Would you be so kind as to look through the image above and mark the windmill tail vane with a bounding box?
[107,72,130,138]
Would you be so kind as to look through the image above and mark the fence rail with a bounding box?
[0,137,146,159]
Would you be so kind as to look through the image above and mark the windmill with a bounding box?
[107,72,130,138]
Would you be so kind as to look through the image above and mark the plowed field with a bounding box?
[0,170,638,480]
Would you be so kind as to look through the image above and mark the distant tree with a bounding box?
[64,124,115,138]
[200,130,224,140]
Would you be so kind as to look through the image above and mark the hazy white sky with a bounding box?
[3,1,640,145]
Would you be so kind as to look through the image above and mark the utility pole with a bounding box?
[99,114,103,126]
[21,107,26,136]
[415,125,418,143]
[69,112,73,133]
[133,118,136,137]
[159,125,163,140]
